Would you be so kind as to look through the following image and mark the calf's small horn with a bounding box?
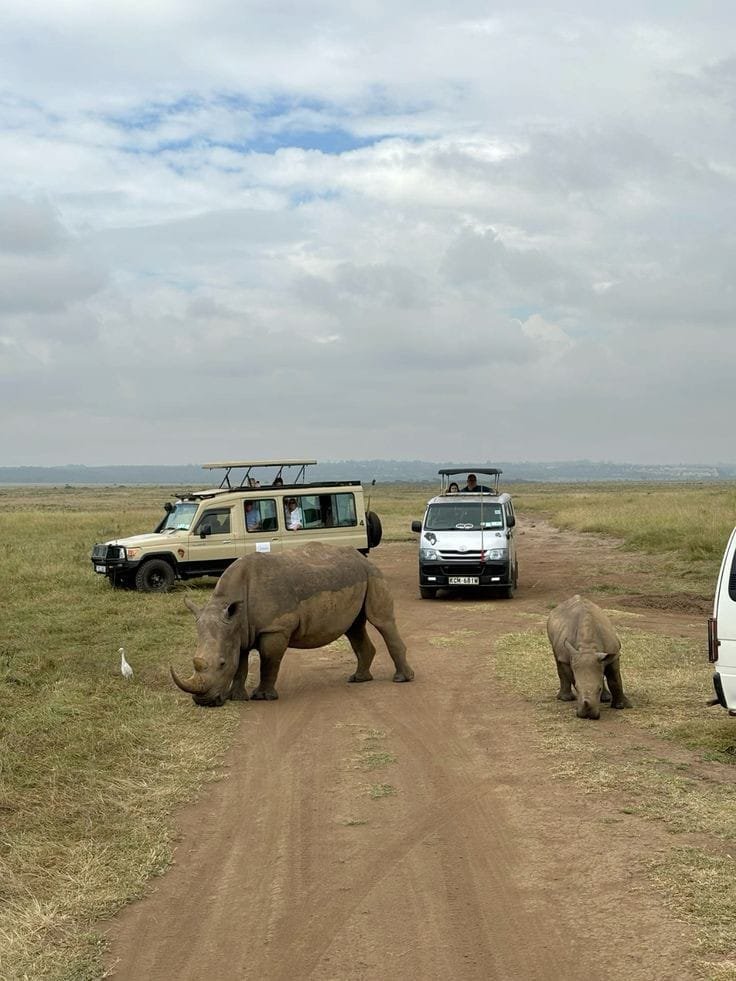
[170,666,206,694]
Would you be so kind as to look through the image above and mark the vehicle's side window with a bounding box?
[334,493,357,526]
[245,498,277,533]
[728,548,736,602]
[194,509,231,536]
[281,492,358,531]
[300,494,323,528]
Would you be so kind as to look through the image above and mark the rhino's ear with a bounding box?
[223,601,241,622]
[184,597,202,620]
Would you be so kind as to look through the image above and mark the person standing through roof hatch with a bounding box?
[462,473,492,492]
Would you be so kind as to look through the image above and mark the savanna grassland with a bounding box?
[2,481,736,980]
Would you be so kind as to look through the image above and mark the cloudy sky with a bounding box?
[1,1,734,466]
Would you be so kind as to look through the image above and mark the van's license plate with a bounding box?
[94,565,106,573]
[449,576,479,585]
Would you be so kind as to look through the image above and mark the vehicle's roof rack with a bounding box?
[437,466,502,495]
[201,459,318,490]
[437,467,502,477]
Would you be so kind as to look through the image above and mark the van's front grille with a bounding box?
[439,549,484,562]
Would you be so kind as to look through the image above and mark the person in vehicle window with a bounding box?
[448,482,460,493]
[245,500,261,531]
[463,473,492,492]
[272,477,284,487]
[284,498,303,530]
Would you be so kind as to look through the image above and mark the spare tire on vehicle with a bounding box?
[365,511,382,549]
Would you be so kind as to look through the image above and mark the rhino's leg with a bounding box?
[250,634,288,701]
[604,660,632,709]
[365,578,414,683]
[555,658,576,701]
[346,612,376,683]
[229,649,251,701]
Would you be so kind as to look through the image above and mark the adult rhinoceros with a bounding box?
[171,543,414,706]
[546,595,632,720]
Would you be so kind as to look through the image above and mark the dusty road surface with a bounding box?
[105,520,706,981]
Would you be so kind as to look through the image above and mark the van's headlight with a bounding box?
[125,547,141,560]
[483,548,505,561]
[420,547,439,561]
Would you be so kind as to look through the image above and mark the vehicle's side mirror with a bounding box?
[199,524,212,539]
[164,502,174,513]
[507,515,516,528]
[411,520,422,533]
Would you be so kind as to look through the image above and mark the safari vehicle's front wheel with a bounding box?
[135,559,175,593]
[420,586,438,599]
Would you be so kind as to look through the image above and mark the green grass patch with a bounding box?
[357,751,398,770]
[367,783,397,799]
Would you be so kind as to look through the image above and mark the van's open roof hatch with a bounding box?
[437,467,502,494]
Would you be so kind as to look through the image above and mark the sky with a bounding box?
[1,1,735,466]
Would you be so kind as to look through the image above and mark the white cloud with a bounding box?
[1,1,735,464]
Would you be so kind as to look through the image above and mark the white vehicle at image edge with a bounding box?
[410,467,518,600]
[708,526,736,714]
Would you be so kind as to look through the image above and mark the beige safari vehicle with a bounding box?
[90,460,383,592]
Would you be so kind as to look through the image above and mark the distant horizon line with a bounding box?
[1,458,733,469]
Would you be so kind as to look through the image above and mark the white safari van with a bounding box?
[708,527,736,714]
[90,459,382,592]
[410,467,518,600]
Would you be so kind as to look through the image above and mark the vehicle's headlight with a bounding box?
[483,549,506,561]
[420,547,439,561]
[125,547,141,560]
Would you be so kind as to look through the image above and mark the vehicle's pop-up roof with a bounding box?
[437,467,502,495]
[201,459,318,489]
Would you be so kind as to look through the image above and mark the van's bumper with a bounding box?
[419,561,511,587]
[711,666,736,714]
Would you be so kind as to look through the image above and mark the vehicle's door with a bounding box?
[504,500,517,577]
[187,505,242,575]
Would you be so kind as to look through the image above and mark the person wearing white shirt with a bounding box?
[284,498,303,530]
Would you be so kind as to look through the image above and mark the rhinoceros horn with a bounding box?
[170,665,207,694]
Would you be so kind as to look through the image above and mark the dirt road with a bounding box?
[105,520,704,980]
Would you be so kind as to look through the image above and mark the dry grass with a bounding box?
[0,486,237,980]
[494,619,736,976]
[3,480,736,978]
[511,481,736,595]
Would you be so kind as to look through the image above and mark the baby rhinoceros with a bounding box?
[547,595,632,720]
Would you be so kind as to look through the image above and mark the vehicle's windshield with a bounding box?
[160,502,199,531]
[425,503,504,531]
